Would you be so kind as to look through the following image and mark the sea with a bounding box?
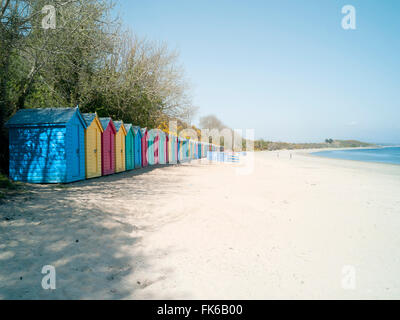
[312,147,400,165]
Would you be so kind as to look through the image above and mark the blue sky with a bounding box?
[115,0,400,143]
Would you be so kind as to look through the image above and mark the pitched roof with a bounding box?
[124,123,132,133]
[113,120,127,135]
[132,126,142,136]
[82,113,103,132]
[113,120,123,131]
[113,121,127,136]
[5,108,81,127]
[99,117,111,129]
[82,113,96,126]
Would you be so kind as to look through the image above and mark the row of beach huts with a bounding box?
[5,107,220,184]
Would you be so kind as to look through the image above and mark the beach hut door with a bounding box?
[72,125,80,177]
[109,133,113,170]
[121,134,124,165]
[94,128,98,172]
[128,136,134,168]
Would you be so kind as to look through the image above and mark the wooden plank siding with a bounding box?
[147,129,156,165]
[124,124,135,171]
[165,133,169,164]
[114,121,127,173]
[100,118,116,176]
[132,126,142,168]
[65,113,86,182]
[154,131,159,165]
[141,128,148,167]
[8,126,68,183]
[158,131,166,164]
[170,134,173,163]
[6,107,87,183]
[84,114,103,179]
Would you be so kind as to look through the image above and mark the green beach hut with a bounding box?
[124,123,135,171]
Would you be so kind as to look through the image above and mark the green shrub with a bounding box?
[0,174,16,190]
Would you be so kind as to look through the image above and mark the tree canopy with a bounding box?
[0,0,197,173]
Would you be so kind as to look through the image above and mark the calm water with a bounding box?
[312,147,400,165]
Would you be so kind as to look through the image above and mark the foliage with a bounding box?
[252,139,375,151]
[199,114,226,131]
[0,0,197,174]
[0,173,17,189]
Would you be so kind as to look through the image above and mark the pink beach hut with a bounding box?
[154,131,159,164]
[99,117,116,176]
[177,136,179,163]
[165,134,169,164]
[141,128,148,167]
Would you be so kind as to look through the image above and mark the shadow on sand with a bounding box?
[0,162,192,299]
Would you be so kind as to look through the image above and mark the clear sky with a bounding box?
[115,0,400,143]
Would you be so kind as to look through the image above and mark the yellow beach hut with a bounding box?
[113,120,127,173]
[83,113,103,179]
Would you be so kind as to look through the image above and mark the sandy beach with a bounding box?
[1,150,400,299]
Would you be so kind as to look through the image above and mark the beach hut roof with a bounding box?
[132,126,142,137]
[124,123,132,133]
[113,120,127,135]
[99,117,111,128]
[113,120,123,131]
[82,113,96,126]
[5,107,87,128]
[82,113,103,132]
[99,117,116,133]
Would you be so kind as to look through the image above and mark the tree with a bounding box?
[0,1,197,174]
[199,114,226,131]
[0,0,118,173]
[81,32,197,127]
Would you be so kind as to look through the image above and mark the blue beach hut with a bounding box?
[197,141,201,159]
[181,139,188,162]
[141,128,149,167]
[177,137,181,162]
[132,126,142,168]
[5,107,87,183]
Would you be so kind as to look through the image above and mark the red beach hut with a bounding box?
[99,117,116,176]
[154,131,159,164]
[141,128,148,167]
[177,136,179,163]
[165,133,169,164]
